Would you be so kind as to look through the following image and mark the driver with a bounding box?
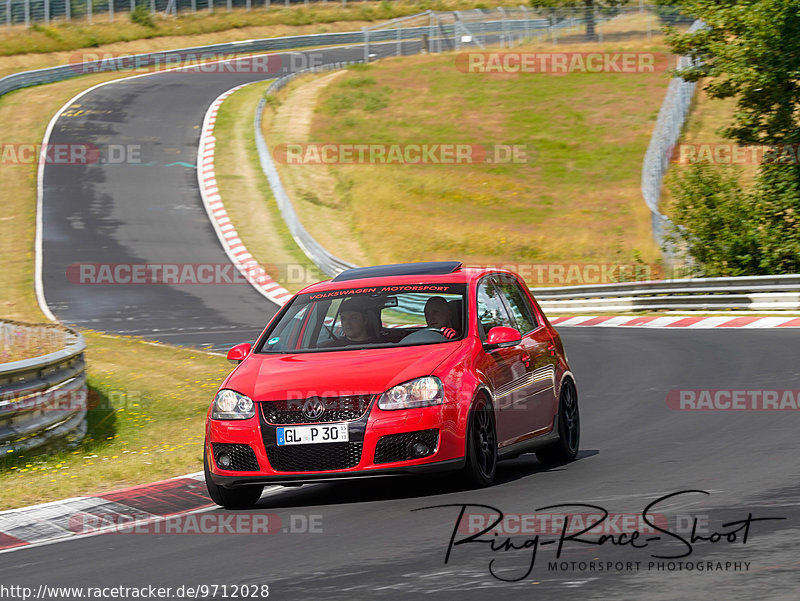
[324,297,381,347]
[424,296,457,339]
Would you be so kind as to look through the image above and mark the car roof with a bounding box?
[296,262,518,294]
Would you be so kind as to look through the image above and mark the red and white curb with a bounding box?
[0,472,211,553]
[550,315,800,328]
[197,85,293,306]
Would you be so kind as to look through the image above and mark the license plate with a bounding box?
[276,424,349,446]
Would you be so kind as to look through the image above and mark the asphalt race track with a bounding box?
[3,328,800,599]
[41,42,415,351]
[28,40,800,600]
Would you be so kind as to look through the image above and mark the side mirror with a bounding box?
[227,342,252,365]
[484,326,522,350]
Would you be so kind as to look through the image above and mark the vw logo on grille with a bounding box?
[302,398,326,421]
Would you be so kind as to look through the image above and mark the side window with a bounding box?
[496,276,538,334]
[476,279,513,339]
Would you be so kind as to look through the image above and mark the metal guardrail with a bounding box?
[0,322,87,453]
[0,31,369,98]
[255,61,361,277]
[0,13,552,99]
[532,274,800,312]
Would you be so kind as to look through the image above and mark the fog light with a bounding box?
[409,442,429,458]
[217,451,232,469]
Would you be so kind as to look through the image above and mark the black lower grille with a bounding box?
[212,443,260,471]
[265,442,363,472]
[374,429,439,464]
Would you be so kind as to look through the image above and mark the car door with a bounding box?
[495,274,558,434]
[475,277,532,446]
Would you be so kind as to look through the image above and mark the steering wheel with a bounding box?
[424,327,457,339]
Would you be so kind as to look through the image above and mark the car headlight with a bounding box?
[378,376,444,410]
[211,389,255,420]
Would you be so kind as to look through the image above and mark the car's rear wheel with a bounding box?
[536,378,580,464]
[204,445,264,509]
[462,395,497,487]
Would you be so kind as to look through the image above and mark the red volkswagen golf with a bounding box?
[204,261,579,508]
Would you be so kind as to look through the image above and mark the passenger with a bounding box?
[424,296,457,339]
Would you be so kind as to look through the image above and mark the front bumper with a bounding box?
[206,399,465,488]
[209,457,466,488]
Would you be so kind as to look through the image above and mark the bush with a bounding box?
[666,164,760,276]
[130,3,155,28]
[666,163,800,275]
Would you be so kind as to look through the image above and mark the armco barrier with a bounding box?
[0,15,550,100]
[255,62,362,277]
[532,274,800,313]
[0,323,87,453]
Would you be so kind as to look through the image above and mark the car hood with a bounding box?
[226,342,465,401]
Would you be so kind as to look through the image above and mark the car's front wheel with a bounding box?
[204,445,264,509]
[536,378,580,464]
[462,395,497,487]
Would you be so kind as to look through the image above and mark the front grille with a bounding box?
[211,443,260,471]
[265,442,363,472]
[261,395,374,424]
[374,429,439,464]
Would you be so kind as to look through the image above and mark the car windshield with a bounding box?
[256,283,466,353]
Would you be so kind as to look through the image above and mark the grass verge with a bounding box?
[0,332,230,510]
[0,0,513,75]
[264,31,671,269]
[213,81,326,292]
[0,55,242,509]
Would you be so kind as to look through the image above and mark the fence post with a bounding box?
[5,0,10,28]
[396,20,401,56]
[246,0,250,9]
[87,0,92,23]
[109,0,114,23]
[284,0,288,6]
[363,27,369,62]
[596,5,602,43]
[209,0,212,14]
[24,0,30,27]
[44,0,49,24]
[520,5,529,41]
[226,0,230,11]
[265,0,269,8]
[191,0,196,12]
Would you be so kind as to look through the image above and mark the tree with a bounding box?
[664,0,800,275]
[666,0,800,146]
[529,0,631,40]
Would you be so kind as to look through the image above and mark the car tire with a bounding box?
[536,378,580,464]
[204,446,264,509]
[462,395,497,487]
